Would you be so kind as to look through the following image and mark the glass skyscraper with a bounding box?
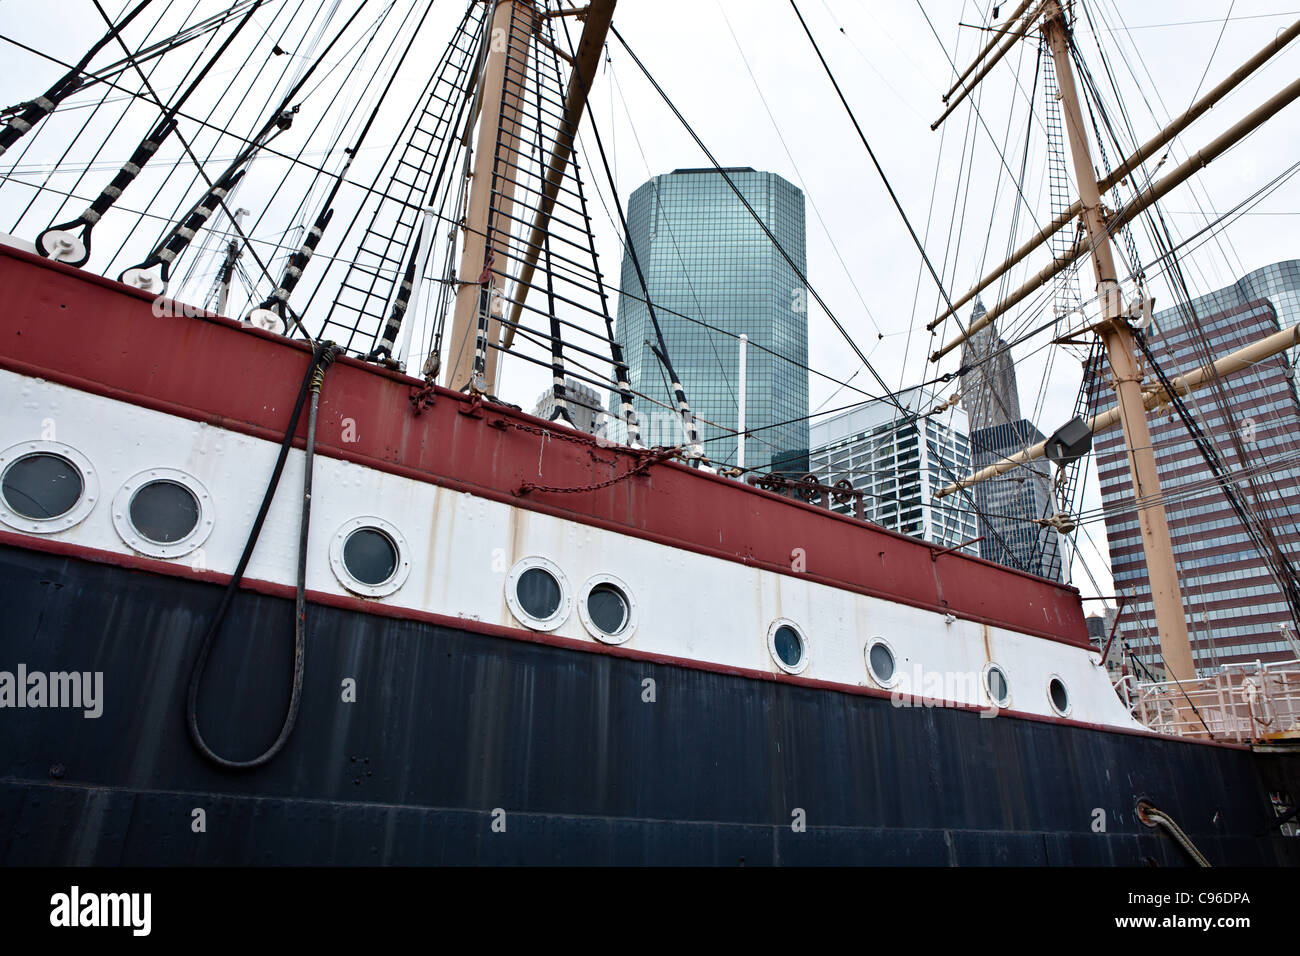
[1089,260,1300,673]
[610,168,808,472]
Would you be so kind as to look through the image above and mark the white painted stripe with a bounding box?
[0,369,1142,730]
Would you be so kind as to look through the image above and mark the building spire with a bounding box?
[959,298,1021,432]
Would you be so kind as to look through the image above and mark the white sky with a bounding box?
[3,0,1299,604]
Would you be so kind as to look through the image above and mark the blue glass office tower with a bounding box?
[610,168,808,472]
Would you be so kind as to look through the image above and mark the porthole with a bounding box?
[0,440,98,534]
[329,516,411,597]
[505,556,571,631]
[866,638,897,688]
[983,663,1010,708]
[112,468,214,559]
[1047,675,1071,717]
[344,528,397,584]
[131,481,198,542]
[767,618,808,675]
[577,573,637,644]
[5,454,80,517]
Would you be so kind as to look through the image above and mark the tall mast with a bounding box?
[442,1,617,394]
[1039,1,1194,681]
[444,0,535,393]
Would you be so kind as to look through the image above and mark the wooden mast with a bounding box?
[1039,1,1194,682]
[927,17,1300,336]
[443,0,535,393]
[936,322,1300,493]
[443,1,617,393]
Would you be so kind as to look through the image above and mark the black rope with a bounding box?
[186,340,338,771]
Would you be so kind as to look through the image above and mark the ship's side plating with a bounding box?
[2,544,1296,865]
[0,246,1297,864]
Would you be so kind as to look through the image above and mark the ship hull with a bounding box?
[3,545,1296,866]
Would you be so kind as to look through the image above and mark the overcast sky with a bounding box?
[3,0,1299,604]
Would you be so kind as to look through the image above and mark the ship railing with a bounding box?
[745,472,867,521]
[1133,659,1300,743]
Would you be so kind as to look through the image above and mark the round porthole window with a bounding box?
[329,516,411,597]
[767,618,808,675]
[0,440,98,534]
[1048,676,1070,716]
[577,573,637,644]
[131,481,198,542]
[866,638,897,688]
[505,556,571,631]
[344,528,398,584]
[983,663,1010,708]
[112,468,213,558]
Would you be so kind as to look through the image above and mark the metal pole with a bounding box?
[737,333,747,470]
[215,207,247,316]
[942,0,1037,102]
[1042,1,1194,683]
[932,1,1043,129]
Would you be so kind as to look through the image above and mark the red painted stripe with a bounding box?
[0,244,1089,646]
[0,529,1239,750]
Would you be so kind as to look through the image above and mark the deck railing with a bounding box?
[1131,659,1300,743]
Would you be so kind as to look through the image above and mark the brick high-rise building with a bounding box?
[1088,260,1300,673]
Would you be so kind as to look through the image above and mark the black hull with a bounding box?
[2,545,1297,865]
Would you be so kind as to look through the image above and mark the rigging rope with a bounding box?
[0,0,154,157]
[35,0,262,267]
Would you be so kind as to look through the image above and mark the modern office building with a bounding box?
[959,299,1064,580]
[960,298,1022,432]
[809,387,979,552]
[1089,260,1300,673]
[532,377,605,436]
[969,420,1065,581]
[610,168,808,472]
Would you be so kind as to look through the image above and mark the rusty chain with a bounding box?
[515,439,683,496]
